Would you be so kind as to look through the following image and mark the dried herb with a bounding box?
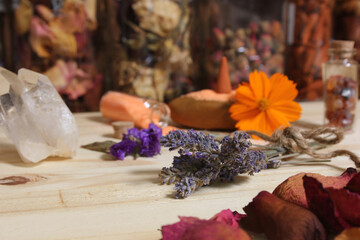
[81,124,162,160]
[81,140,117,153]
[110,123,162,160]
[159,126,359,199]
[159,130,267,198]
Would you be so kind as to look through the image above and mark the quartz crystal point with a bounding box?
[0,68,78,163]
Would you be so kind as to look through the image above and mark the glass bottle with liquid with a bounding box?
[322,40,358,131]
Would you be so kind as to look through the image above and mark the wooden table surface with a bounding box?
[0,101,359,240]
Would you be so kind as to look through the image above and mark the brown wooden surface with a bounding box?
[0,101,359,239]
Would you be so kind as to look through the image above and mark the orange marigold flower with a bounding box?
[229,71,302,136]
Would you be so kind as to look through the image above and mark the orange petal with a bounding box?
[235,85,257,106]
[266,108,291,131]
[263,112,279,135]
[271,101,302,122]
[229,103,259,120]
[249,71,271,100]
[235,112,266,132]
[268,73,298,103]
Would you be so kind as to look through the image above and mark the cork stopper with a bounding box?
[330,40,355,50]
[330,40,355,58]
[112,121,135,139]
[215,56,232,94]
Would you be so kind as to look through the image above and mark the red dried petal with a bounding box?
[241,191,326,240]
[335,228,360,240]
[346,172,360,194]
[273,168,357,208]
[161,214,251,240]
[180,221,251,240]
[233,211,247,222]
[304,176,351,233]
[210,209,241,228]
[162,217,199,240]
[327,188,360,226]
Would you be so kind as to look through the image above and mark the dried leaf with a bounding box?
[241,191,326,240]
[81,141,117,153]
[273,168,357,208]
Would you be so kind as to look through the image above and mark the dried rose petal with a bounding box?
[304,176,351,233]
[30,17,54,58]
[161,217,198,240]
[233,211,247,222]
[161,215,251,240]
[327,188,360,226]
[335,228,360,240]
[241,191,326,240]
[179,220,250,240]
[273,168,357,208]
[210,209,242,228]
[346,172,360,194]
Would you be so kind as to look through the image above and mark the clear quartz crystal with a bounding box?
[0,68,78,163]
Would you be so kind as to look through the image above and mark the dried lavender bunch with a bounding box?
[160,130,267,198]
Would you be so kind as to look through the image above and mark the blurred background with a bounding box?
[0,0,358,111]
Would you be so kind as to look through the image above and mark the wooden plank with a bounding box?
[0,101,359,239]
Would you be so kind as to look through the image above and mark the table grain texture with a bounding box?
[0,101,359,240]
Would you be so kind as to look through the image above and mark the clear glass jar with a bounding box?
[113,0,193,102]
[284,0,333,101]
[322,41,358,130]
[190,0,285,90]
[14,0,102,112]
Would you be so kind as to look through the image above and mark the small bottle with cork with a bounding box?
[322,40,358,131]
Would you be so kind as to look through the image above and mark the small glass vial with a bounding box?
[322,40,358,131]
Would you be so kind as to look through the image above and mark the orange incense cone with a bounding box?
[215,56,232,93]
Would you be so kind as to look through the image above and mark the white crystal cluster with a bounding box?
[0,68,78,163]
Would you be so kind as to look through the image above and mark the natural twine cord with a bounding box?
[246,126,360,168]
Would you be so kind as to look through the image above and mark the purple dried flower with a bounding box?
[159,129,267,198]
[174,176,201,199]
[110,139,138,160]
[139,123,162,157]
[125,127,141,140]
[110,123,162,160]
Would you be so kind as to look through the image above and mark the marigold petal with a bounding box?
[249,71,271,100]
[235,112,269,134]
[271,100,302,122]
[268,73,298,102]
[235,85,257,106]
[263,112,280,135]
[229,104,259,121]
[235,112,282,138]
[266,108,291,131]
